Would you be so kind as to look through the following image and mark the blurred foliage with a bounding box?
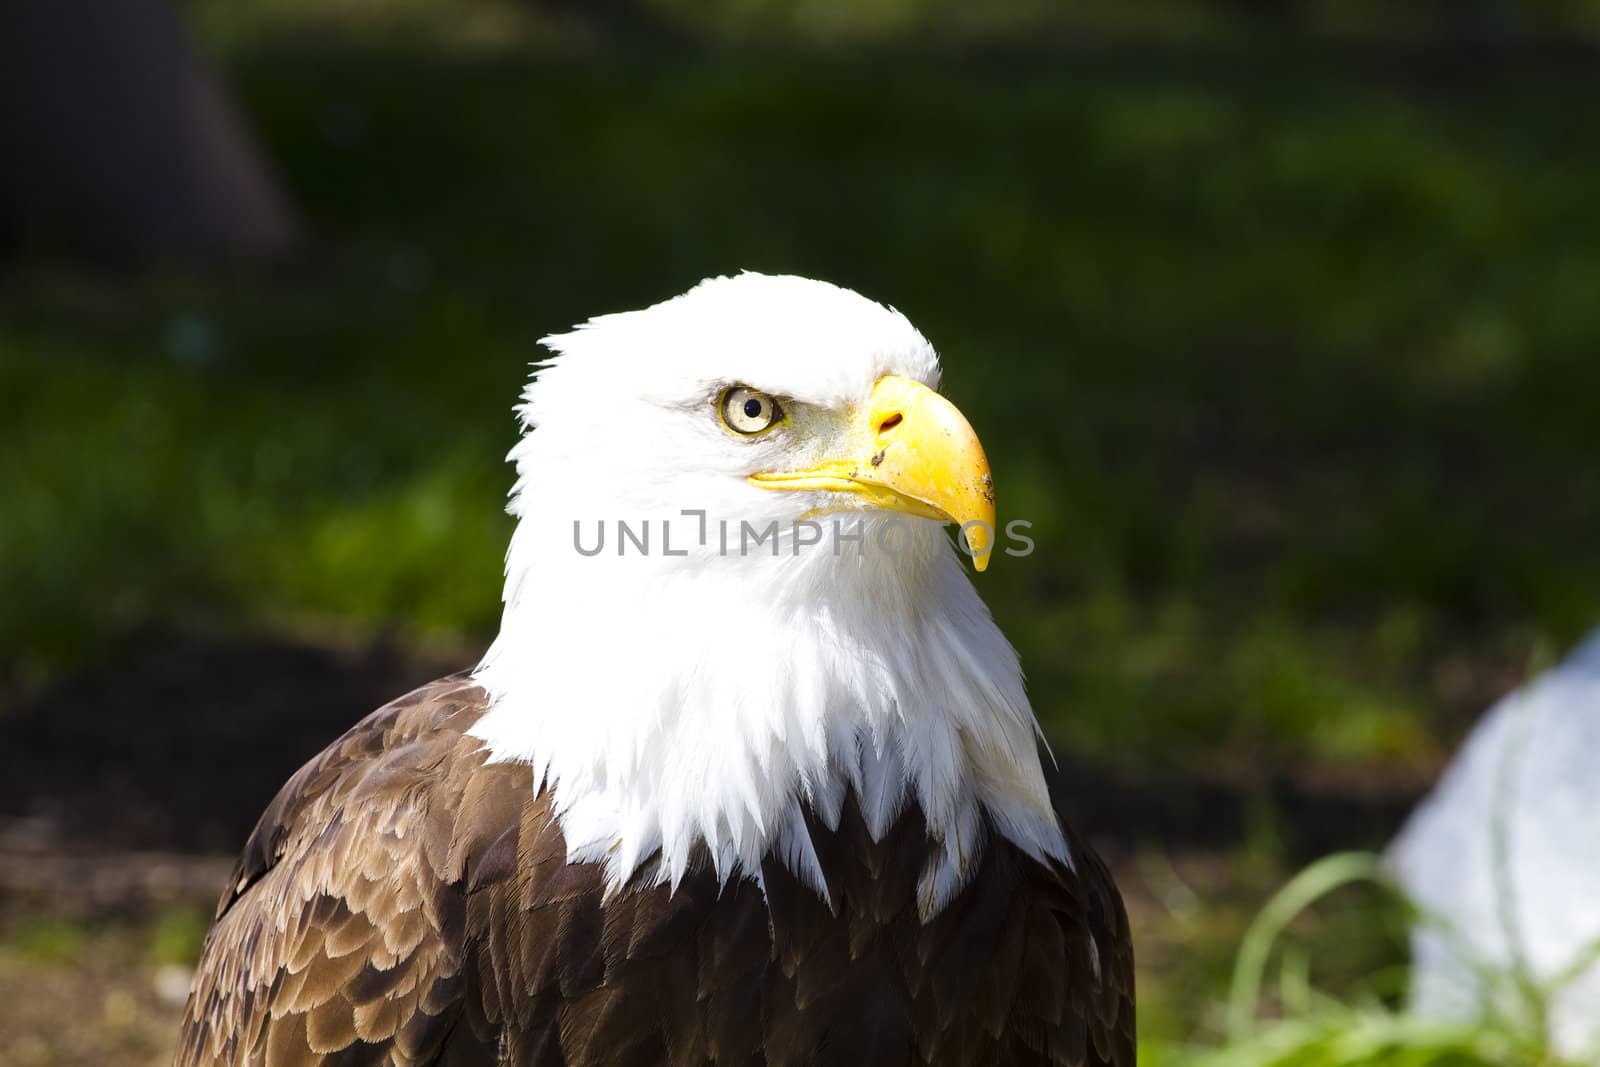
[6,915,90,966]
[6,0,1600,782]
[1163,1016,1550,1067]
[185,0,1600,47]
[1144,852,1574,1066]
[146,906,212,968]
[0,907,200,1067]
[644,0,1600,47]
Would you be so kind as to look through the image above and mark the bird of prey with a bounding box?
[176,273,1135,1066]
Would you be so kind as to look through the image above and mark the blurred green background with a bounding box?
[2,1,1598,1064]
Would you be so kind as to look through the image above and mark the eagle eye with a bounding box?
[719,386,783,436]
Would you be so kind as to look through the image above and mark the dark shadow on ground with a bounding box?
[0,633,469,855]
[1049,755,1420,866]
[2,633,1420,863]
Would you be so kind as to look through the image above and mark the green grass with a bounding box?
[7,17,1596,771]
[1,905,208,970]
[146,906,212,968]
[6,916,90,966]
[1149,852,1574,1066]
[1168,1016,1546,1067]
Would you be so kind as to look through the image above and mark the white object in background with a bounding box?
[1388,629,1600,1059]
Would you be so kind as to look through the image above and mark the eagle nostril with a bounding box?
[877,412,903,436]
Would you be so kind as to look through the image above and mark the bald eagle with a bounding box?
[177,274,1135,1066]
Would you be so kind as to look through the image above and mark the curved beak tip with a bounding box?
[750,375,1002,573]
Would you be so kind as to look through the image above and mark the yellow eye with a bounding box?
[720,385,783,435]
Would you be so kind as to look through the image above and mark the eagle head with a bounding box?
[472,273,1063,916]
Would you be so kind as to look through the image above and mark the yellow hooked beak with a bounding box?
[748,375,996,570]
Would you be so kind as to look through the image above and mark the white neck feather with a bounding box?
[471,507,1068,918]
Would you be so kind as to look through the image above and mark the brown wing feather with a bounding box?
[176,674,509,1067]
[179,674,1134,1066]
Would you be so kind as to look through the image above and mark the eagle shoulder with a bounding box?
[176,672,522,1067]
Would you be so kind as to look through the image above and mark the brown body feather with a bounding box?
[177,674,1134,1066]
